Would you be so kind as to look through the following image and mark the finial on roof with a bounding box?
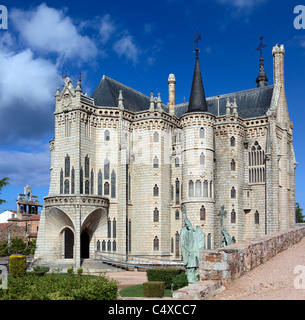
[186,30,208,113]
[256,37,268,87]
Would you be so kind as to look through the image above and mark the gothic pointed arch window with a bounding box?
[175,178,180,204]
[71,167,75,194]
[107,240,111,251]
[175,210,180,220]
[153,132,159,142]
[230,136,236,147]
[60,169,63,194]
[104,182,109,196]
[104,158,110,179]
[175,232,179,258]
[113,240,116,252]
[249,141,265,184]
[189,180,194,198]
[153,208,159,222]
[65,155,70,177]
[64,179,69,194]
[199,127,205,139]
[175,157,180,167]
[108,218,111,238]
[80,167,83,194]
[171,237,174,253]
[231,209,236,223]
[85,180,89,194]
[255,210,259,224]
[153,236,159,251]
[200,152,205,165]
[231,186,236,199]
[97,240,100,251]
[195,180,201,197]
[153,156,159,168]
[231,159,236,171]
[85,155,90,178]
[200,205,206,220]
[102,240,106,251]
[153,184,159,197]
[111,170,116,198]
[98,170,103,195]
[91,169,94,195]
[203,180,208,197]
[113,218,116,238]
[105,130,110,141]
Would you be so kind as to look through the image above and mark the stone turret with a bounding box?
[168,74,176,116]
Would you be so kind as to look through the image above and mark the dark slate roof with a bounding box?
[91,75,273,120]
[175,85,274,119]
[91,75,168,113]
[187,56,208,113]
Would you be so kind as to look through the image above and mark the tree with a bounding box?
[0,177,9,205]
[296,203,304,223]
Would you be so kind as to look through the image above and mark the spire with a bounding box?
[256,37,268,87]
[187,31,208,113]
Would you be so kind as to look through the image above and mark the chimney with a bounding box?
[168,74,176,116]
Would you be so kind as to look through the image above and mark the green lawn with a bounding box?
[119,284,172,298]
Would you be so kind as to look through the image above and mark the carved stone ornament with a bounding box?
[62,93,72,109]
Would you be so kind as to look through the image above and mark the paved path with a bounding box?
[106,271,147,290]
[211,236,305,300]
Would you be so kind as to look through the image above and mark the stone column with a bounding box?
[75,204,81,268]
[168,74,176,116]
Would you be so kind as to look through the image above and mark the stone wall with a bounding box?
[200,226,305,284]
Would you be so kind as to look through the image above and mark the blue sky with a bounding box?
[0,0,304,213]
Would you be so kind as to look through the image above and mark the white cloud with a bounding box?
[10,3,97,62]
[0,148,50,187]
[216,0,266,9]
[99,14,117,44]
[113,35,141,64]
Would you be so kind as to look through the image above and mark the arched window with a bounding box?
[104,182,109,195]
[97,240,100,251]
[113,218,116,238]
[199,127,205,139]
[231,187,236,198]
[98,170,103,195]
[210,181,213,198]
[153,132,159,142]
[105,130,110,141]
[85,180,89,194]
[113,240,116,252]
[85,155,90,178]
[175,232,179,258]
[111,170,116,198]
[189,180,194,197]
[65,155,70,177]
[255,211,259,224]
[102,240,106,251]
[107,240,111,251]
[249,141,265,184]
[200,205,206,220]
[175,178,180,204]
[175,157,180,167]
[71,167,75,194]
[153,156,159,168]
[104,158,110,179]
[60,169,63,194]
[230,136,236,146]
[108,218,111,238]
[195,180,201,197]
[207,234,211,249]
[80,167,83,194]
[203,180,208,197]
[171,185,174,201]
[200,153,205,165]
[153,184,159,197]
[64,179,69,194]
[91,169,94,195]
[175,210,180,220]
[171,237,174,253]
[153,236,159,251]
[153,208,159,222]
[231,159,236,171]
[231,209,236,223]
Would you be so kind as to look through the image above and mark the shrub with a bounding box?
[143,281,165,298]
[171,272,188,291]
[146,268,183,289]
[77,268,83,276]
[0,240,8,257]
[9,255,27,278]
[10,238,27,255]
[33,266,50,276]
[67,267,74,275]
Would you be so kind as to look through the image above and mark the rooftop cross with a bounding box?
[256,36,267,60]
[193,30,201,57]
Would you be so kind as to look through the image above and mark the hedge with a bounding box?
[143,281,165,298]
[146,268,183,289]
[9,255,27,278]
